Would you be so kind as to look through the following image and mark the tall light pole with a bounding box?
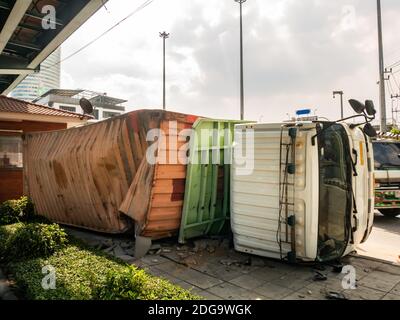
[160,31,170,110]
[333,91,344,118]
[377,0,387,132]
[235,0,246,120]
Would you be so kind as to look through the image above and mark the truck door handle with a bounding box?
[351,149,358,177]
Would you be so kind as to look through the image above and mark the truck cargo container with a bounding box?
[24,110,198,238]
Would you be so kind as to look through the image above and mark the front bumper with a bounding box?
[375,188,400,209]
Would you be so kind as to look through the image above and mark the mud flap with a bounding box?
[135,236,152,259]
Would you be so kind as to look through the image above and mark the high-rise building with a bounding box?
[10,48,61,102]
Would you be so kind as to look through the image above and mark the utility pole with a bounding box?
[377,0,387,132]
[333,91,344,118]
[235,0,246,120]
[159,31,170,110]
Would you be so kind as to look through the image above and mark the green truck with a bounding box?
[373,139,400,217]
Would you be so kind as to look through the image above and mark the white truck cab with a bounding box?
[231,100,376,263]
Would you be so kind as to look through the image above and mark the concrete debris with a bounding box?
[326,291,347,300]
[177,252,189,259]
[117,255,136,263]
[176,245,190,252]
[250,257,266,267]
[113,245,126,257]
[125,248,135,256]
[313,272,328,282]
[103,245,116,254]
[135,236,152,259]
[314,264,326,271]
[102,239,114,248]
[150,244,161,251]
[182,256,199,267]
[207,246,216,254]
[120,241,132,249]
[219,258,245,267]
[193,240,208,252]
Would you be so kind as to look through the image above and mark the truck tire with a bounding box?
[379,209,400,218]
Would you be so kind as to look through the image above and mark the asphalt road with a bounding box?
[357,212,400,265]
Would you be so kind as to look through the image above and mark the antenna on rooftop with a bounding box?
[79,98,94,115]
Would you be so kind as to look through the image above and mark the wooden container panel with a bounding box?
[24,110,199,238]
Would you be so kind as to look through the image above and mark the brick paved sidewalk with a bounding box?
[66,228,400,301]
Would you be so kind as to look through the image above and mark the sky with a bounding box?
[60,0,400,123]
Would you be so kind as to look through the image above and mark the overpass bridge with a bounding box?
[0,0,106,94]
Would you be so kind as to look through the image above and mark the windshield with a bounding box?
[373,141,400,170]
[317,124,352,262]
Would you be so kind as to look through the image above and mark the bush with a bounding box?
[10,245,126,300]
[10,244,198,300]
[3,223,198,300]
[97,266,200,300]
[0,223,24,259]
[391,128,400,135]
[0,223,68,262]
[0,196,35,225]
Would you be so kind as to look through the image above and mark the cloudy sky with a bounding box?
[61,0,400,123]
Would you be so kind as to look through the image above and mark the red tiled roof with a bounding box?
[0,95,92,120]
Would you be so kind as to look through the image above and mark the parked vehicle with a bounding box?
[373,139,400,217]
[231,100,377,262]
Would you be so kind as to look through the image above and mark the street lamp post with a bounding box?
[333,91,344,119]
[160,31,170,110]
[235,0,246,120]
[377,0,387,133]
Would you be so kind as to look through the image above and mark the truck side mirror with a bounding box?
[365,100,377,117]
[363,123,377,137]
[349,99,366,114]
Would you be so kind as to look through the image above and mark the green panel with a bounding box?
[178,119,250,243]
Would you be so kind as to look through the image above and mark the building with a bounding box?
[34,89,127,121]
[10,48,61,102]
[0,95,91,203]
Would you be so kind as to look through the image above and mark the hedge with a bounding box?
[0,222,199,300]
[97,266,197,300]
[0,223,68,263]
[0,196,35,225]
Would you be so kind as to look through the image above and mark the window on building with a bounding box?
[0,136,23,169]
[103,111,121,119]
[60,106,77,113]
[93,109,99,120]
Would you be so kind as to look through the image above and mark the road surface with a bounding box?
[357,212,400,265]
